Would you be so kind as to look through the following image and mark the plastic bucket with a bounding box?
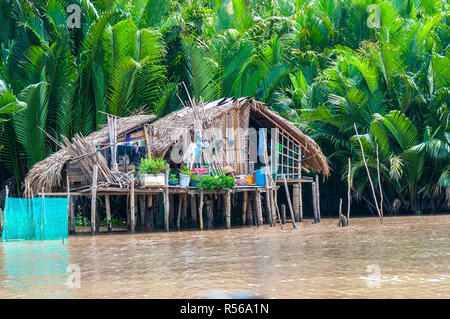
[255,168,266,186]
[179,173,191,187]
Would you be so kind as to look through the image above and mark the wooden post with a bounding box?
[67,175,76,234]
[105,194,112,232]
[255,190,263,226]
[1,186,8,235]
[198,190,204,230]
[145,195,153,232]
[182,193,187,227]
[242,192,248,225]
[312,182,320,224]
[164,187,169,233]
[315,175,321,220]
[292,183,300,222]
[281,204,286,224]
[273,188,283,230]
[130,173,136,233]
[139,195,145,231]
[246,192,253,226]
[206,197,214,230]
[169,194,175,226]
[283,175,297,229]
[177,195,182,230]
[347,157,351,225]
[90,164,98,235]
[299,182,303,221]
[225,192,231,229]
[190,194,197,223]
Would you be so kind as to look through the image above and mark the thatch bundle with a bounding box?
[24,114,155,196]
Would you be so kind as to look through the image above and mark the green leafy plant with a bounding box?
[179,166,192,175]
[74,213,90,227]
[169,173,178,180]
[138,156,168,175]
[197,174,235,190]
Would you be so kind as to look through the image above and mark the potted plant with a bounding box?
[169,173,179,185]
[138,156,168,186]
[196,174,236,190]
[190,174,200,187]
[179,166,192,187]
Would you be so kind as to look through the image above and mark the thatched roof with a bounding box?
[25,114,156,196]
[149,97,330,176]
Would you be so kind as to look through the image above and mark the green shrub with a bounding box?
[197,174,236,190]
[138,156,168,175]
[179,166,192,175]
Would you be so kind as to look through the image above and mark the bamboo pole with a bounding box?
[139,195,145,231]
[90,164,98,235]
[164,186,169,232]
[130,173,135,233]
[246,192,254,226]
[376,144,384,223]
[255,190,263,226]
[67,175,75,234]
[105,194,112,232]
[182,193,187,227]
[354,123,382,223]
[190,194,197,223]
[292,183,300,222]
[315,175,321,220]
[198,190,204,230]
[299,182,303,221]
[347,157,351,225]
[242,191,248,225]
[283,175,297,229]
[225,192,231,229]
[177,195,182,230]
[312,182,320,224]
[281,204,286,224]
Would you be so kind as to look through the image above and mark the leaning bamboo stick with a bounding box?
[283,175,297,229]
[353,123,382,223]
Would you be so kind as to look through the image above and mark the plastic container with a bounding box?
[179,173,191,187]
[245,176,253,185]
[255,168,266,186]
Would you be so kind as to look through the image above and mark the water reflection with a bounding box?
[0,215,449,298]
[0,241,72,298]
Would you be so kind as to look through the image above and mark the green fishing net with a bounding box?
[2,197,69,241]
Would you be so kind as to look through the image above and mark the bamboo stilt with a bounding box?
[281,204,286,224]
[347,157,351,225]
[198,190,204,230]
[164,185,169,232]
[283,175,297,229]
[130,174,135,233]
[225,192,231,229]
[105,194,112,232]
[255,190,263,226]
[292,183,300,222]
[90,164,98,235]
[242,192,248,225]
[177,195,182,230]
[299,182,303,221]
[190,195,197,223]
[315,175,321,220]
[139,195,145,231]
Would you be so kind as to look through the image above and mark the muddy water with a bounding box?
[0,215,449,298]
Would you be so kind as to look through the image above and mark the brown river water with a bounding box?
[0,215,449,298]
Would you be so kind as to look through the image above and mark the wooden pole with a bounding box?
[164,187,169,233]
[281,204,286,224]
[139,195,146,231]
[67,175,75,234]
[299,182,303,221]
[347,157,351,224]
[225,192,231,229]
[105,194,112,232]
[273,188,283,230]
[246,192,254,226]
[145,195,153,232]
[315,175,321,220]
[242,191,248,225]
[282,175,297,229]
[182,193,187,227]
[255,190,263,226]
[177,195,182,230]
[292,183,300,222]
[376,144,384,223]
[190,194,197,223]
[130,173,135,233]
[198,190,204,230]
[90,164,98,235]
[206,197,214,229]
[312,182,320,224]
[354,123,382,223]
